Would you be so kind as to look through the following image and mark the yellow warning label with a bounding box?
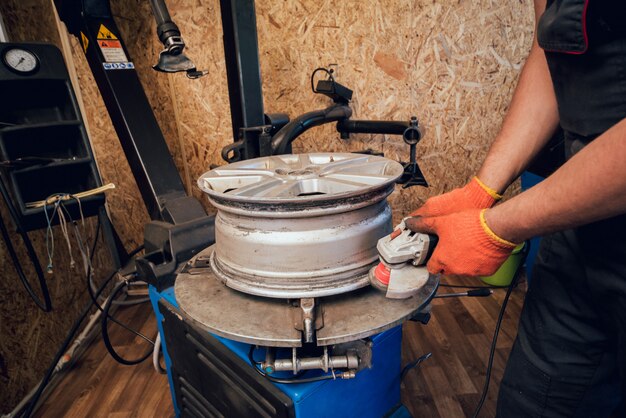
[80,32,89,53]
[96,24,117,40]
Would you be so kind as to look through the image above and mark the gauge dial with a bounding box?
[3,48,39,74]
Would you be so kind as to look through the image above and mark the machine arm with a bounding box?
[54,0,215,289]
[149,0,206,78]
[271,104,353,155]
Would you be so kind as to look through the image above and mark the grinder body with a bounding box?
[369,218,437,299]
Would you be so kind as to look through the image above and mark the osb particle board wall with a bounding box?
[0,0,534,411]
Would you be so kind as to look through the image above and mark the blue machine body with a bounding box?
[149,285,411,418]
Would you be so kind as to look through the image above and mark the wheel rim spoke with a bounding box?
[199,153,402,201]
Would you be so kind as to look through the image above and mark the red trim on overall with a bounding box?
[543,0,590,55]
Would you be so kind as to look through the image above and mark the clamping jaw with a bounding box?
[369,218,437,299]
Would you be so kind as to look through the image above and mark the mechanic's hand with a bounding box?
[405,209,517,277]
[410,177,501,218]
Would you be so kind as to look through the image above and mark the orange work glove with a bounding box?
[410,176,502,218]
[405,209,517,277]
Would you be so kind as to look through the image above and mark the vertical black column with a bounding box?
[219,0,266,160]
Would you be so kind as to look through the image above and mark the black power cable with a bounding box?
[401,352,432,380]
[54,201,152,344]
[0,208,51,311]
[22,268,119,418]
[0,176,52,312]
[471,241,530,418]
[438,283,498,289]
[100,279,154,365]
[84,216,151,343]
[21,233,151,418]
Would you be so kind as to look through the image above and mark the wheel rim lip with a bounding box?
[198,153,404,207]
[210,249,374,298]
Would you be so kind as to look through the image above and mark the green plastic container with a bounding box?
[480,242,526,287]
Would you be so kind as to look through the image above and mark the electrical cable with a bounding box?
[96,274,154,346]
[434,288,493,299]
[438,283,498,289]
[23,236,155,418]
[100,280,154,365]
[42,192,84,273]
[438,277,526,290]
[52,202,153,353]
[84,236,151,342]
[248,346,341,384]
[0,208,52,312]
[22,267,120,418]
[0,176,52,312]
[84,215,149,307]
[153,332,167,375]
[400,352,432,380]
[471,241,530,418]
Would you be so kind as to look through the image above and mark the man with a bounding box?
[407,0,626,416]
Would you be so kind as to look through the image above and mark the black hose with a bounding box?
[149,0,172,25]
[148,0,181,46]
[100,280,154,366]
[270,104,352,155]
[0,176,52,312]
[85,242,152,344]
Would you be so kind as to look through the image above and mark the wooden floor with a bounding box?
[36,276,526,418]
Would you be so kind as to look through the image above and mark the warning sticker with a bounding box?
[102,62,135,71]
[96,24,127,62]
[80,32,89,53]
[96,24,117,40]
[97,39,128,63]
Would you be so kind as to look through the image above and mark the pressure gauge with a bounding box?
[2,48,39,75]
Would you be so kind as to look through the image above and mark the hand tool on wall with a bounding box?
[370,218,438,299]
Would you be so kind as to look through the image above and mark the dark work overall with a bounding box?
[496,1,626,416]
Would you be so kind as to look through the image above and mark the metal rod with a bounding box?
[272,353,359,373]
[263,347,276,373]
[336,119,410,136]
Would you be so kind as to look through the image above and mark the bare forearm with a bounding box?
[486,118,626,242]
[478,0,559,193]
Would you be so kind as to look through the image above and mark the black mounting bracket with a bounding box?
[397,117,428,188]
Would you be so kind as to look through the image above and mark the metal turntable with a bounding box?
[175,153,438,375]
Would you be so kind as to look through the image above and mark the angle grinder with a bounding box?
[369,218,438,299]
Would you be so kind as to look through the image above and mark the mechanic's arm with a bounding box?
[407,119,626,277]
[477,0,558,193]
[485,118,626,242]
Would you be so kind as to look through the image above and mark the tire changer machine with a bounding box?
[52,0,439,416]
